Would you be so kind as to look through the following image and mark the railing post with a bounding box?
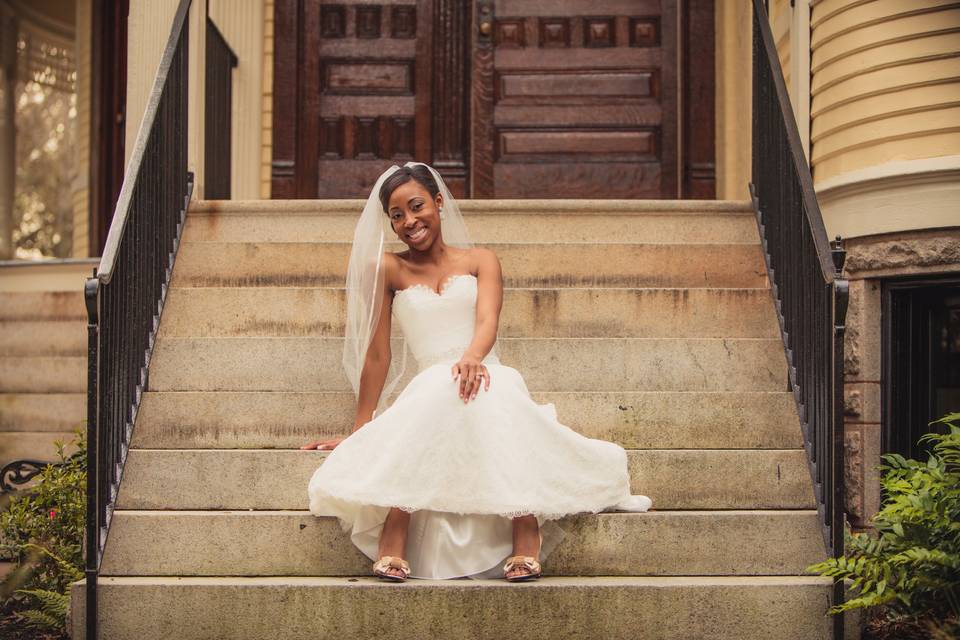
[831,236,849,636]
[83,274,100,640]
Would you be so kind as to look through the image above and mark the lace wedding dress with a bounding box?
[307,273,652,579]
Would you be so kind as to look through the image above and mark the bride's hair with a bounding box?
[378,164,440,214]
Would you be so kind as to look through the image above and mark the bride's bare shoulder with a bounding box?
[469,246,501,269]
[380,251,400,291]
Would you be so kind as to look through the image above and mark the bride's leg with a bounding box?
[377,507,411,578]
[508,515,541,579]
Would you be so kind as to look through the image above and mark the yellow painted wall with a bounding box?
[811,0,960,181]
[260,0,273,199]
[71,0,90,257]
[208,0,264,200]
[810,0,960,237]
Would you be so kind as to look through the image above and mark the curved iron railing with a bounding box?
[83,1,193,637]
[750,1,849,636]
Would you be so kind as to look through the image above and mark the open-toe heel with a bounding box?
[372,555,411,582]
[503,555,542,582]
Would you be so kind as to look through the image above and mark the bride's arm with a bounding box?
[464,247,503,361]
[351,254,396,432]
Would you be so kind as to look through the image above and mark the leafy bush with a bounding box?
[807,412,960,638]
[1,425,86,636]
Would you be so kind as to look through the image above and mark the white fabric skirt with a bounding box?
[307,361,651,579]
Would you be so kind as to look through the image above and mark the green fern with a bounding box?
[14,587,70,628]
[807,412,960,626]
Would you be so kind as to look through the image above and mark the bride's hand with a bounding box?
[452,355,490,403]
[300,437,345,451]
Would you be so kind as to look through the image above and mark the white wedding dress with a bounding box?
[307,273,652,579]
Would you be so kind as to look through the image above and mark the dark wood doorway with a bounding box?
[272,0,714,199]
[90,0,128,255]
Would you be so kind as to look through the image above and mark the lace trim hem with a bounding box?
[311,486,647,522]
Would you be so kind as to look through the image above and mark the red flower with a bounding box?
[49,509,56,520]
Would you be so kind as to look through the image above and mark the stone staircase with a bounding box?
[0,289,86,470]
[70,199,837,639]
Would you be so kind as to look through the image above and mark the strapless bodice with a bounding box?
[392,273,501,371]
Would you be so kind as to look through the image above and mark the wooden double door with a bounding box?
[272,0,714,199]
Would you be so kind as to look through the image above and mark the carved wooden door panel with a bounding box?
[470,0,681,198]
[273,1,713,199]
[273,0,442,198]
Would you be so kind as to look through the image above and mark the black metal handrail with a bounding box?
[83,0,193,637]
[750,2,849,637]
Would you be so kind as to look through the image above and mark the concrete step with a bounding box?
[0,320,86,356]
[99,510,824,577]
[0,356,86,393]
[169,242,768,289]
[132,390,802,450]
[182,198,760,244]
[0,430,81,466]
[159,286,778,339]
[147,337,788,392]
[0,393,85,430]
[116,448,813,510]
[0,291,85,320]
[72,575,835,640]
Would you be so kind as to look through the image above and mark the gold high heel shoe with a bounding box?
[503,555,542,581]
[372,555,411,582]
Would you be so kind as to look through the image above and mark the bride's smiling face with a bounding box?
[387,180,444,249]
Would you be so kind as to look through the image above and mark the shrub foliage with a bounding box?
[807,413,960,636]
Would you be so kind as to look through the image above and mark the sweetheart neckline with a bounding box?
[394,273,476,299]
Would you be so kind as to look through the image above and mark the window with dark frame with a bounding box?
[882,275,960,461]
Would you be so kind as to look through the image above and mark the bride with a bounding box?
[302,161,652,582]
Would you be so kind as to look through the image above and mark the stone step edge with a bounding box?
[151,337,784,343]
[189,199,755,215]
[138,390,794,395]
[126,447,806,454]
[83,575,830,587]
[178,239,763,247]
[165,285,773,292]
[112,509,818,517]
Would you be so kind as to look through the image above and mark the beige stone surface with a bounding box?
[182,201,759,244]
[0,291,86,320]
[131,390,803,450]
[116,448,812,511]
[844,382,881,424]
[146,337,789,392]
[861,422,883,527]
[158,285,778,339]
[0,356,86,393]
[844,231,960,277]
[0,262,96,293]
[844,427,865,522]
[99,510,824,577]
[0,321,86,356]
[170,241,769,289]
[0,431,80,466]
[0,393,85,431]
[71,575,836,640]
[843,278,881,381]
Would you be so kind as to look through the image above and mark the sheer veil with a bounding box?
[342,161,498,418]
